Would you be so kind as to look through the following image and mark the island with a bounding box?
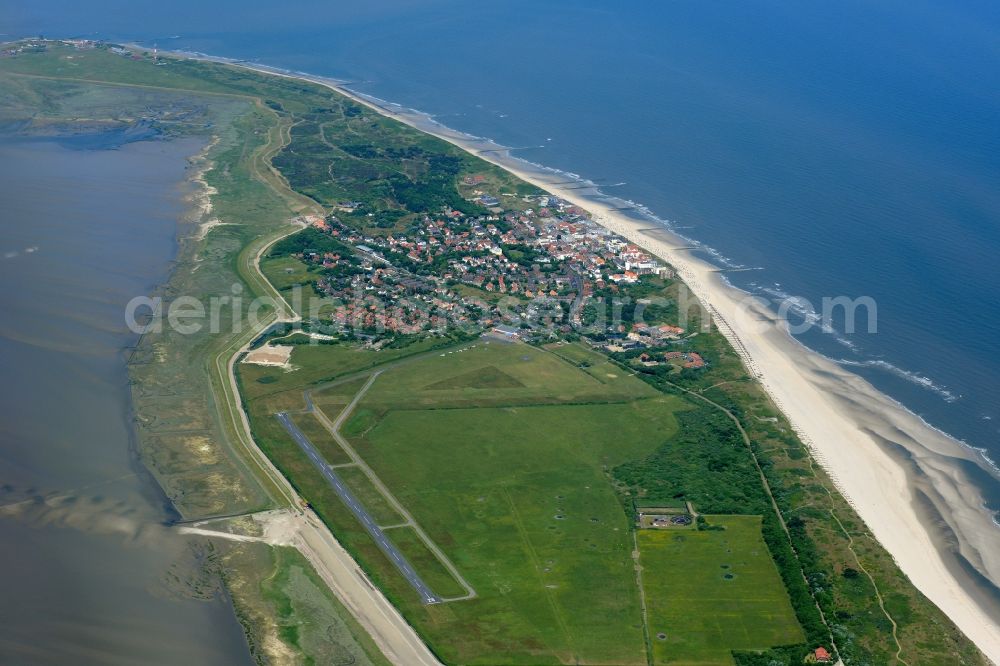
[0,39,990,665]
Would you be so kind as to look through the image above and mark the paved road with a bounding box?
[275,412,441,604]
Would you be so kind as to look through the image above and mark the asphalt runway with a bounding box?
[275,412,441,604]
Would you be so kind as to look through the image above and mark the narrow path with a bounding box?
[806,456,909,665]
[632,530,655,666]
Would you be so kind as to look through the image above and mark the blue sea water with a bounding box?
[5,0,999,521]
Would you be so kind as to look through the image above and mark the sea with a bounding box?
[2,0,999,653]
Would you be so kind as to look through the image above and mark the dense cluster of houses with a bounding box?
[292,217,484,339]
[321,189,673,305]
[282,179,705,371]
[2,39,156,62]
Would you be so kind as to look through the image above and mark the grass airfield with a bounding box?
[241,339,677,663]
[240,338,801,664]
[341,342,680,664]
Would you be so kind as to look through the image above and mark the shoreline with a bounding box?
[221,61,1000,659]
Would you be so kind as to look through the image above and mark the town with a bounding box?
[269,175,709,371]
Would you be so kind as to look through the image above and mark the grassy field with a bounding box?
[239,338,838,664]
[350,400,678,663]
[289,411,352,465]
[259,255,318,292]
[241,339,687,663]
[639,516,805,665]
[386,526,470,599]
[240,337,449,404]
[302,341,681,664]
[544,340,661,387]
[337,339,659,412]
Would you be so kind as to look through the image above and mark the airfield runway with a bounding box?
[275,411,441,604]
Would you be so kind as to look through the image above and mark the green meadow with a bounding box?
[239,340,676,663]
[260,255,317,292]
[339,342,677,664]
[354,339,659,411]
[239,337,445,405]
[639,516,805,665]
[386,526,469,600]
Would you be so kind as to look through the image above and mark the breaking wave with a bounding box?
[834,357,961,403]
